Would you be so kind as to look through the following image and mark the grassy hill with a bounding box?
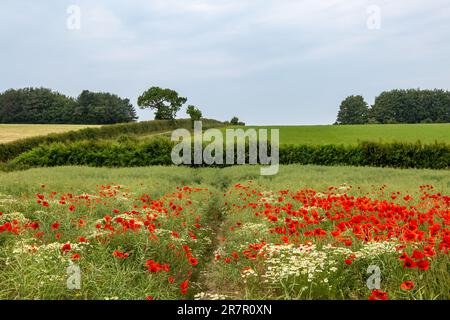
[0,119,224,163]
[235,124,450,145]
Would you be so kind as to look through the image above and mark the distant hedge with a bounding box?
[280,142,449,169]
[10,139,450,170]
[0,119,223,162]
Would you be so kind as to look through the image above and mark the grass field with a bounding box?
[2,123,449,146]
[0,124,100,143]
[1,165,449,300]
[236,124,450,145]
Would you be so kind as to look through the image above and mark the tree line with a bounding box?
[336,89,450,124]
[0,86,244,125]
[0,88,137,124]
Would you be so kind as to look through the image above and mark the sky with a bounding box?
[1,0,450,125]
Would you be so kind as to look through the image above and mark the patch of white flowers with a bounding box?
[194,292,229,300]
[258,191,275,203]
[263,243,335,284]
[235,223,267,237]
[241,267,258,284]
[323,241,398,259]
[0,212,28,224]
[248,240,399,286]
[0,193,18,204]
[11,239,90,263]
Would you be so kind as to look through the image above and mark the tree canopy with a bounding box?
[186,105,202,122]
[371,89,450,124]
[336,95,369,125]
[137,87,187,120]
[0,87,137,124]
[335,89,450,124]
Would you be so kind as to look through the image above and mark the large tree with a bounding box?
[335,95,369,125]
[137,87,187,120]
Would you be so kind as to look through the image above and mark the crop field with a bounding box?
[1,165,449,300]
[2,123,449,146]
[234,124,450,145]
[0,124,100,143]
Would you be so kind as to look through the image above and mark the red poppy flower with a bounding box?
[412,250,424,260]
[423,246,436,257]
[417,260,430,271]
[400,281,414,291]
[188,257,198,266]
[403,258,416,269]
[71,253,80,261]
[368,290,389,300]
[399,252,409,260]
[113,250,129,259]
[180,280,189,295]
[61,243,71,253]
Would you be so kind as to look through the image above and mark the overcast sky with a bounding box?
[1,0,450,124]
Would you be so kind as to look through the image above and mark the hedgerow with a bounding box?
[10,139,449,170]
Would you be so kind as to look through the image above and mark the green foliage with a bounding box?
[186,105,202,122]
[280,141,449,169]
[12,138,175,167]
[11,139,449,170]
[137,87,187,120]
[0,87,137,125]
[74,90,137,124]
[230,117,245,126]
[371,89,450,124]
[336,95,369,125]
[0,119,224,162]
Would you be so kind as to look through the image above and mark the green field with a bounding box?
[2,164,449,195]
[0,165,449,299]
[2,123,449,146]
[0,124,100,143]
[237,124,450,145]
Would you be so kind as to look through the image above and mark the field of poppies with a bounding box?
[0,165,449,300]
